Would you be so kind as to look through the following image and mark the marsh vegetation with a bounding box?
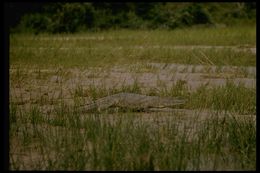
[9,2,256,171]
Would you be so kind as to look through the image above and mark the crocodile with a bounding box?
[77,92,187,112]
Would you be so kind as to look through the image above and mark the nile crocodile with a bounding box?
[78,92,186,112]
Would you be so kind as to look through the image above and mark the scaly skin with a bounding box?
[78,92,186,112]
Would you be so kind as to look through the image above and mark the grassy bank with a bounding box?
[10,26,256,68]
[10,102,256,170]
[9,77,256,170]
[9,25,256,170]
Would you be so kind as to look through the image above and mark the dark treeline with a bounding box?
[8,2,256,34]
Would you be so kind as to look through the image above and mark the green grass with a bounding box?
[188,81,256,114]
[10,26,256,68]
[10,25,256,46]
[10,46,256,68]
[151,80,255,114]
[9,78,256,170]
[67,77,142,101]
[9,26,256,170]
[9,102,256,170]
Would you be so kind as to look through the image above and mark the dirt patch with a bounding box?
[10,62,256,124]
[10,63,256,105]
[10,61,256,170]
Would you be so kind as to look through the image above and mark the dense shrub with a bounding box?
[50,3,90,33]
[175,4,213,27]
[12,2,256,33]
[19,13,50,34]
